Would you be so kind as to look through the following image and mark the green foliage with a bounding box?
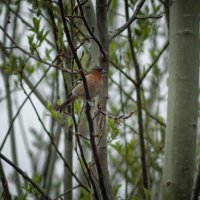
[47,103,62,122]
[112,183,122,199]
[28,17,49,54]
[0,0,169,199]
[144,188,151,200]
[79,188,90,200]
[27,0,55,16]
[56,22,64,51]
[107,119,121,142]
[14,195,27,200]
[23,174,43,196]
[0,55,31,76]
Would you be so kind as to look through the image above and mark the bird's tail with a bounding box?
[56,93,77,112]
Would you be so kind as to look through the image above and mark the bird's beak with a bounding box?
[101,69,107,74]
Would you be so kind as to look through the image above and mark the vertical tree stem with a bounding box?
[124,0,149,192]
[162,0,199,199]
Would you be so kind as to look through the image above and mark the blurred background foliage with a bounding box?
[0,0,170,199]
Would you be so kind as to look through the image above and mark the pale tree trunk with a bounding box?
[77,1,113,199]
[162,0,199,200]
[95,1,113,200]
[81,0,99,67]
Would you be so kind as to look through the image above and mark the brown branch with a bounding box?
[97,104,135,120]
[58,1,110,199]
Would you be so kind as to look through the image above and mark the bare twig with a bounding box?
[140,41,169,83]
[0,160,12,200]
[0,67,50,151]
[97,104,135,120]
[111,77,166,127]
[76,0,107,59]
[55,185,81,200]
[0,153,52,200]
[110,60,137,87]
[124,0,149,190]
[110,0,146,40]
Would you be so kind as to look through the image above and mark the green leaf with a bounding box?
[28,34,35,45]
[74,100,81,113]
[144,188,151,200]
[113,183,122,198]
[33,174,41,185]
[32,17,40,33]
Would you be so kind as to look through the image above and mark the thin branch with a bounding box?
[4,74,22,195]
[55,185,81,200]
[110,60,137,87]
[0,153,52,200]
[58,1,109,199]
[76,0,107,59]
[58,0,98,198]
[110,0,146,40]
[0,28,76,74]
[1,0,55,47]
[18,60,89,193]
[0,160,12,200]
[136,14,163,20]
[124,0,148,190]
[140,41,169,83]
[0,67,50,151]
[111,77,166,127]
[97,104,135,120]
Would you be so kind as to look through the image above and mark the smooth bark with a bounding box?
[96,1,113,199]
[162,0,199,199]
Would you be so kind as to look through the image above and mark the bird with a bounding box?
[56,67,106,112]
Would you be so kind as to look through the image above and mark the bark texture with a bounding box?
[162,0,199,199]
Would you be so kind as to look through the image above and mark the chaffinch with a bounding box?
[57,67,106,111]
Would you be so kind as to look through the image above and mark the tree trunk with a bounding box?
[96,1,113,200]
[161,0,199,199]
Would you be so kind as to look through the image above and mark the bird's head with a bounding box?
[92,67,107,74]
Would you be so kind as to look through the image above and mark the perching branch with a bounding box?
[97,104,135,121]
[58,1,109,199]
